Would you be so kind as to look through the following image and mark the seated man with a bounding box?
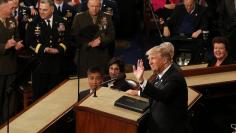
[163,0,208,64]
[79,66,103,100]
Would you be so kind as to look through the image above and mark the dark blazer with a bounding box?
[207,55,234,67]
[0,17,19,75]
[53,3,76,26]
[142,64,188,133]
[166,3,207,36]
[25,15,68,74]
[79,89,90,101]
[71,11,115,76]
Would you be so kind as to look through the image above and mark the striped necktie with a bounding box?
[154,76,161,88]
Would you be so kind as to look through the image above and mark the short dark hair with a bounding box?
[108,57,125,73]
[212,36,230,51]
[87,66,103,76]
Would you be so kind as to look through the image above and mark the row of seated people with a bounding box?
[145,0,236,63]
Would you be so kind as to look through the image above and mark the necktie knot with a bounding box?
[154,76,161,88]
[47,20,51,28]
[58,5,62,12]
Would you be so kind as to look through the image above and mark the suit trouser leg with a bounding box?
[32,69,49,101]
[0,74,16,124]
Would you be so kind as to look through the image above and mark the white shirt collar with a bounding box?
[45,15,53,27]
[55,2,63,9]
[158,64,171,79]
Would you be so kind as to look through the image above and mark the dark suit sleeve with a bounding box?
[0,43,6,54]
[71,14,82,48]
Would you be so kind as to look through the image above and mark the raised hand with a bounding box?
[133,59,145,83]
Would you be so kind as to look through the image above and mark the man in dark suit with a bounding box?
[53,0,75,25]
[25,0,68,100]
[71,0,115,77]
[79,66,103,100]
[163,0,208,63]
[126,42,188,133]
[0,0,24,124]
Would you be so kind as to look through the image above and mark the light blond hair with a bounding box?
[146,42,174,63]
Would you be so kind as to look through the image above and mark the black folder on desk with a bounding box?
[114,96,149,113]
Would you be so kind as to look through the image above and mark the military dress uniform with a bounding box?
[54,2,77,75]
[71,11,115,77]
[25,15,68,100]
[0,17,19,124]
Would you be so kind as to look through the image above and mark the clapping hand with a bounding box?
[44,47,59,54]
[15,40,24,50]
[5,39,16,49]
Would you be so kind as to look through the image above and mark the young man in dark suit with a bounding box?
[0,0,24,124]
[126,42,188,133]
[79,66,103,100]
[25,0,68,100]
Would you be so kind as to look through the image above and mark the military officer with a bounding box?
[71,0,115,77]
[0,0,24,124]
[53,0,77,76]
[25,0,68,100]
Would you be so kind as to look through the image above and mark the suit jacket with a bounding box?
[71,11,115,76]
[25,15,68,74]
[53,3,76,26]
[142,64,188,133]
[0,17,19,75]
[79,89,90,101]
